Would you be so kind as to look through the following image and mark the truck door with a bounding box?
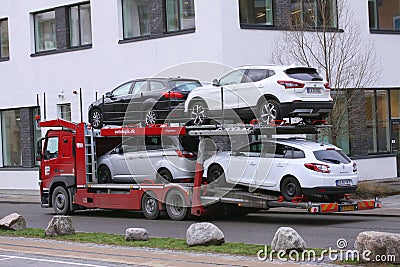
[59,133,75,176]
[42,135,60,185]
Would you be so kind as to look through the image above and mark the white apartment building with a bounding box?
[0,0,399,190]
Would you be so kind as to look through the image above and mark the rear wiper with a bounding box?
[311,77,323,81]
[323,158,341,164]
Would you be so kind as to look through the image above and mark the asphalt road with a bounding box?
[1,203,400,249]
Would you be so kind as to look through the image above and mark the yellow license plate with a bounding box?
[341,205,355,211]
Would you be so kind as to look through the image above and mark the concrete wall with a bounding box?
[0,170,39,190]
[354,156,397,181]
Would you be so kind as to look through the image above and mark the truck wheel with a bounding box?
[52,186,70,215]
[165,189,188,221]
[98,165,112,184]
[281,176,302,202]
[141,192,160,220]
[207,165,226,185]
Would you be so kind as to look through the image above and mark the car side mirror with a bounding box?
[231,151,240,156]
[114,147,123,154]
[212,79,220,86]
[105,92,112,98]
[36,152,43,161]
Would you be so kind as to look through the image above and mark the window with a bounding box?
[57,103,71,121]
[239,0,273,26]
[245,69,270,83]
[369,0,400,31]
[166,0,195,32]
[0,19,9,59]
[132,81,148,95]
[149,81,166,91]
[44,137,59,160]
[2,110,21,166]
[122,0,151,38]
[112,82,133,96]
[290,0,337,29]
[70,3,92,47]
[34,10,56,52]
[314,149,351,164]
[219,70,246,86]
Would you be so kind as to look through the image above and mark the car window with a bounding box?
[285,68,323,81]
[179,136,199,152]
[219,70,246,86]
[172,81,202,92]
[274,144,290,158]
[245,69,270,83]
[236,142,260,157]
[132,81,148,95]
[149,81,166,91]
[112,82,133,96]
[314,149,351,164]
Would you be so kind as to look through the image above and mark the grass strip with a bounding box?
[0,228,266,256]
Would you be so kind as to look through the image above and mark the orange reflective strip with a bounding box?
[357,201,375,210]
[321,203,338,212]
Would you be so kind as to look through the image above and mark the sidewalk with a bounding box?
[0,236,313,267]
[0,189,399,216]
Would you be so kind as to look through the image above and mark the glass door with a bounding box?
[391,120,400,176]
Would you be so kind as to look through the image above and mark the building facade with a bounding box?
[0,0,399,190]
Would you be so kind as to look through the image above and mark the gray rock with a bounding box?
[271,227,306,252]
[125,228,149,241]
[45,216,75,237]
[186,222,225,246]
[0,213,26,231]
[355,231,400,263]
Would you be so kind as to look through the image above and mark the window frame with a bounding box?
[33,9,57,53]
[0,18,10,61]
[239,0,275,28]
[368,0,400,34]
[290,0,339,30]
[165,0,196,33]
[69,2,92,47]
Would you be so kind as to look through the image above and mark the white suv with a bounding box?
[203,138,358,201]
[185,65,333,125]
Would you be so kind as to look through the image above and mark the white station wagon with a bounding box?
[203,138,358,201]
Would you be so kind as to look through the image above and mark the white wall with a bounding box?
[0,171,39,190]
[354,156,397,181]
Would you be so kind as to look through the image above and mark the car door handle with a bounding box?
[276,163,285,167]
[249,162,257,166]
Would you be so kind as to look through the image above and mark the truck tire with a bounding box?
[281,176,302,202]
[52,186,70,215]
[141,192,160,220]
[165,189,188,221]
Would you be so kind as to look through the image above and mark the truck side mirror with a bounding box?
[36,152,43,161]
[212,79,220,86]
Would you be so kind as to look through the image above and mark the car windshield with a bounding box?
[285,68,323,81]
[172,81,202,92]
[314,149,351,164]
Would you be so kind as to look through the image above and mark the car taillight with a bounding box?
[175,150,195,158]
[162,91,184,99]
[277,80,305,89]
[324,83,331,89]
[304,163,331,173]
[353,162,357,172]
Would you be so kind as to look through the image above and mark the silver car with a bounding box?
[97,135,198,184]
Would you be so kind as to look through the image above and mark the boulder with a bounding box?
[45,215,75,237]
[355,231,400,263]
[271,227,306,252]
[125,228,149,241]
[0,213,26,231]
[186,222,225,246]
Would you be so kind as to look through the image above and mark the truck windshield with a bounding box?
[44,137,59,160]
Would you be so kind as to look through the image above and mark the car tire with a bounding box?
[165,188,189,221]
[144,106,158,126]
[141,191,160,220]
[98,165,112,184]
[189,101,208,126]
[257,98,281,124]
[280,176,302,202]
[52,186,70,215]
[207,165,227,185]
[90,108,103,129]
[157,169,173,183]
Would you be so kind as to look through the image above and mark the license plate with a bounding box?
[336,179,352,187]
[340,205,355,212]
[306,88,321,94]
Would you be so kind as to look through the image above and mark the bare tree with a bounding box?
[271,0,381,145]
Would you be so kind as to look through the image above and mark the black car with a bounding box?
[89,78,202,129]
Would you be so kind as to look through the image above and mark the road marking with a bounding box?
[0,254,108,267]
